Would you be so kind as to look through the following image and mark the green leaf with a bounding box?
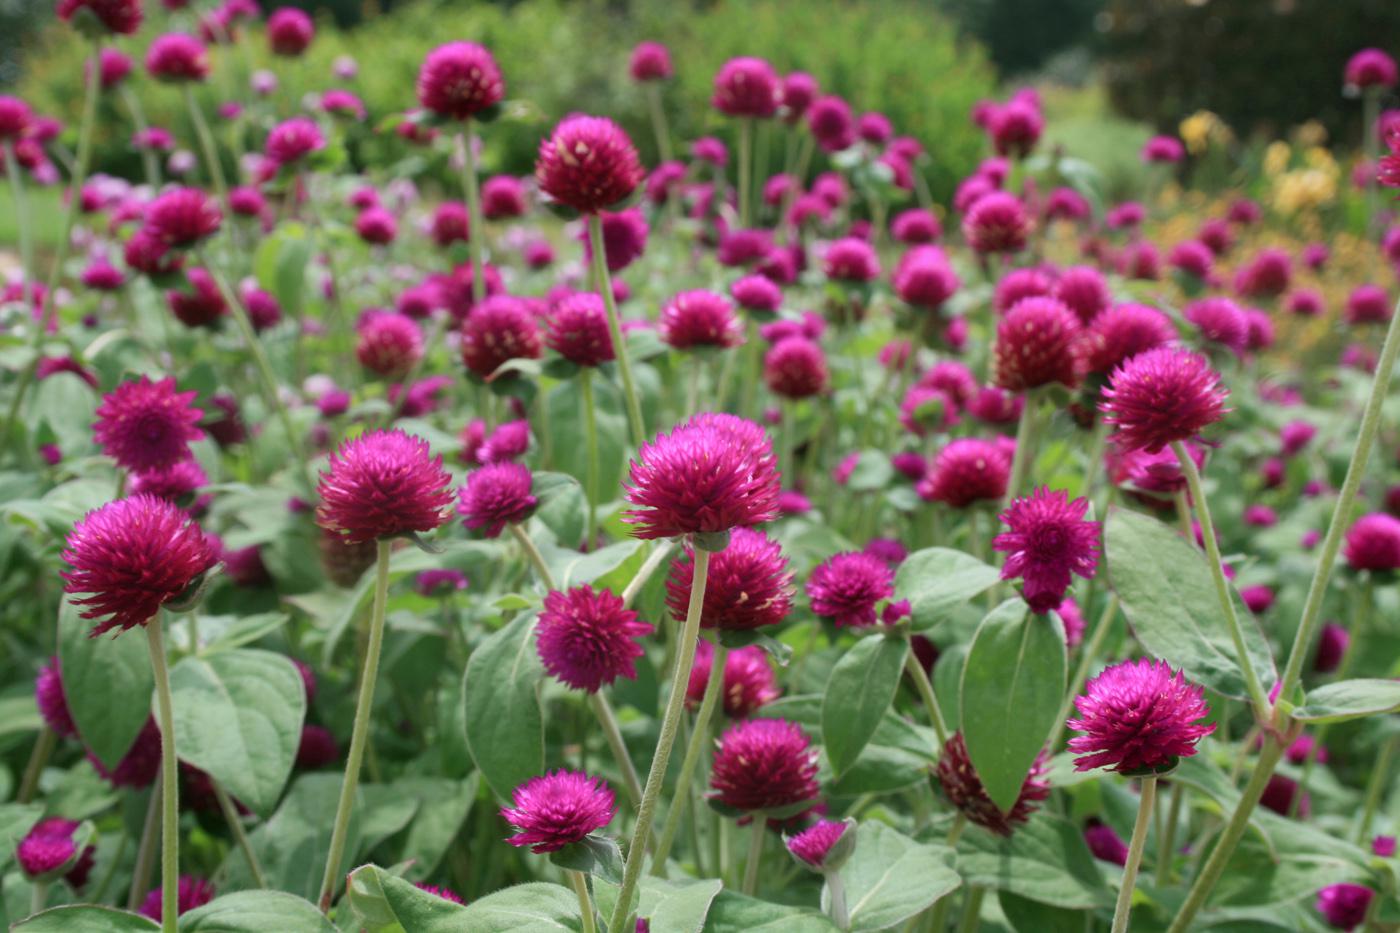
[592,875,723,933]
[348,864,472,932]
[462,612,545,798]
[998,891,1086,933]
[0,803,44,875]
[396,776,479,881]
[168,648,306,815]
[957,813,1112,908]
[1105,508,1276,700]
[58,596,153,769]
[32,370,98,453]
[549,833,624,884]
[896,548,1001,633]
[759,695,937,795]
[1293,679,1400,722]
[822,633,910,777]
[833,822,960,931]
[254,223,313,318]
[960,599,1066,812]
[704,890,838,931]
[356,877,582,932]
[846,450,894,492]
[178,891,334,932]
[12,906,158,932]
[533,471,587,548]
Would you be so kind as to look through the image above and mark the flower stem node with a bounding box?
[692,530,731,553]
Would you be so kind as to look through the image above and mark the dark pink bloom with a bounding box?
[764,337,828,399]
[459,462,537,538]
[430,202,470,247]
[145,33,208,82]
[536,115,643,214]
[90,718,161,787]
[994,487,1099,613]
[731,275,782,314]
[1240,585,1274,614]
[356,312,422,378]
[129,459,208,504]
[0,96,32,140]
[717,228,773,268]
[1101,347,1229,453]
[917,439,1009,508]
[166,267,226,328]
[265,116,325,165]
[460,295,543,379]
[964,192,1031,253]
[899,385,958,436]
[806,551,894,628]
[1373,836,1396,858]
[1084,822,1129,865]
[1313,623,1350,674]
[894,246,959,309]
[1083,303,1176,375]
[296,723,339,769]
[936,731,1048,835]
[712,57,780,118]
[502,771,615,852]
[1316,883,1374,930]
[1343,512,1400,571]
[824,237,880,282]
[989,100,1043,158]
[1141,135,1185,163]
[139,876,214,920]
[1345,48,1398,89]
[266,7,313,55]
[416,883,465,904]
[891,208,941,244]
[479,420,531,464]
[1068,658,1214,773]
[1169,240,1215,280]
[687,641,780,718]
[58,0,142,35]
[691,136,728,167]
[62,495,216,635]
[1045,187,1091,221]
[1052,265,1111,325]
[660,290,743,350]
[417,42,504,120]
[35,658,78,738]
[546,292,614,367]
[806,96,855,152]
[93,376,204,472]
[354,207,397,245]
[709,718,819,812]
[786,819,849,869]
[780,72,819,121]
[666,527,793,631]
[316,430,454,543]
[536,585,652,693]
[1184,297,1249,355]
[321,88,365,120]
[17,818,80,878]
[628,41,672,82]
[1345,284,1391,325]
[993,268,1054,315]
[992,296,1082,391]
[580,209,648,273]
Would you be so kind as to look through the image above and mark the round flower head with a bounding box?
[712,57,780,118]
[917,438,1010,508]
[144,187,221,248]
[579,209,648,273]
[62,495,216,636]
[1169,240,1214,280]
[1316,883,1374,930]
[936,731,1049,835]
[264,116,325,166]
[628,41,672,82]
[1100,347,1229,453]
[806,96,856,152]
[266,7,312,55]
[138,876,214,921]
[666,527,793,631]
[129,459,207,504]
[81,259,125,291]
[1345,284,1391,325]
[536,585,652,693]
[460,295,543,379]
[806,551,895,628]
[622,413,780,540]
[1085,822,1129,865]
[894,246,959,309]
[535,115,644,214]
[356,312,423,379]
[1052,266,1111,325]
[990,100,1043,158]
[1185,297,1249,355]
[17,818,79,878]
[355,207,397,245]
[1343,512,1400,572]
[687,641,780,717]
[1084,303,1176,375]
[994,487,1100,613]
[417,42,504,120]
[93,376,205,473]
[709,718,820,812]
[167,267,227,328]
[430,202,470,247]
[992,296,1083,391]
[731,274,783,314]
[1067,658,1215,773]
[546,292,614,367]
[660,290,744,351]
[0,96,32,140]
[781,71,819,121]
[787,820,851,870]
[993,268,1054,315]
[1345,48,1398,89]
[35,657,78,738]
[502,770,615,853]
[963,192,1031,254]
[316,430,454,543]
[145,33,208,82]
[764,337,829,399]
[899,385,959,437]
[482,175,527,219]
[1142,134,1185,163]
[59,0,142,35]
[459,462,537,538]
[823,237,881,283]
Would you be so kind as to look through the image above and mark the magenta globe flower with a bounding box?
[709,718,820,812]
[786,819,851,870]
[58,0,142,34]
[917,438,1010,508]
[145,34,209,83]
[806,551,895,628]
[992,296,1083,391]
[356,312,423,379]
[93,376,205,473]
[417,42,504,120]
[993,487,1100,614]
[265,116,325,166]
[459,462,538,538]
[665,527,793,631]
[62,495,216,636]
[686,642,780,718]
[535,115,644,214]
[546,292,614,367]
[502,770,615,853]
[628,41,673,82]
[144,187,221,248]
[1345,48,1398,90]
[962,192,1031,254]
[1101,347,1230,454]
[659,290,744,351]
[316,430,455,543]
[764,337,829,400]
[1067,658,1215,774]
[35,658,78,738]
[1343,512,1400,571]
[266,7,313,55]
[1083,303,1176,375]
[460,295,543,380]
[536,585,653,693]
[1316,883,1374,930]
[16,818,80,878]
[936,731,1049,835]
[711,57,781,118]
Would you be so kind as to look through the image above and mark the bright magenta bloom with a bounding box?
[917,438,1009,508]
[356,312,423,379]
[535,115,644,214]
[1343,513,1400,571]
[265,116,325,165]
[660,290,744,350]
[806,551,894,628]
[686,642,780,718]
[144,187,221,248]
[35,658,77,738]
[786,820,849,869]
[59,0,142,35]
[1185,297,1249,355]
[129,459,207,504]
[138,876,214,920]
[962,191,1031,254]
[145,33,208,82]
[1316,883,1375,930]
[17,818,80,877]
[502,771,615,853]
[93,376,204,473]
[628,41,673,82]
[579,208,649,273]
[316,430,454,543]
[712,57,781,118]
[62,495,216,636]
[994,487,1099,613]
[709,718,820,812]
[459,462,537,538]
[546,292,614,367]
[1052,266,1111,325]
[460,295,543,379]
[807,95,856,152]
[623,413,780,540]
[992,296,1082,391]
[1067,658,1215,773]
[266,7,313,56]
[1345,48,1398,89]
[894,246,959,309]
[535,585,652,693]
[1083,303,1176,375]
[1100,347,1229,453]
[666,527,793,631]
[936,732,1049,835]
[417,42,504,120]
[764,337,829,399]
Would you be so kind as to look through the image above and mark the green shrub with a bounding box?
[16,0,996,200]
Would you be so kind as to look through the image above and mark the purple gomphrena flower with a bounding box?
[265,116,325,166]
[1084,822,1129,865]
[628,41,672,82]
[623,413,780,541]
[536,115,644,214]
[129,460,208,504]
[990,99,1043,158]
[1316,883,1374,931]
[481,176,526,219]
[460,295,543,380]
[1141,135,1185,164]
[1100,347,1229,454]
[712,57,780,118]
[807,96,855,153]
[917,439,1010,508]
[764,337,829,400]
[93,376,204,473]
[1185,297,1249,355]
[316,430,454,544]
[660,290,744,351]
[823,237,881,282]
[546,293,614,367]
[266,7,313,56]
[580,209,648,273]
[806,551,894,628]
[666,527,793,631]
[1345,48,1398,90]
[892,208,941,245]
[536,585,652,693]
[62,496,216,636]
[1373,836,1396,858]
[1084,304,1177,376]
[786,820,851,870]
[1067,659,1215,773]
[1052,266,1111,325]
[1260,773,1308,817]
[479,420,531,465]
[1346,284,1392,325]
[936,732,1049,835]
[1313,622,1349,673]
[415,883,465,904]
[894,246,960,310]
[1058,597,1087,648]
[459,462,538,538]
[993,268,1054,315]
[354,207,397,245]
[502,771,615,853]
[709,719,820,812]
[296,723,339,769]
[145,34,208,81]
[993,488,1099,614]
[17,818,79,878]
[417,42,504,120]
[430,202,469,247]
[415,568,468,598]
[138,876,214,921]
[35,658,78,738]
[992,297,1082,391]
[1343,513,1400,572]
[963,192,1031,254]
[731,275,783,315]
[356,312,423,379]
[687,641,780,718]
[144,187,221,248]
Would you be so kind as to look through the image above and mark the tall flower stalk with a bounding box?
[145,620,180,933]
[1111,776,1157,933]
[588,214,646,448]
[457,127,487,305]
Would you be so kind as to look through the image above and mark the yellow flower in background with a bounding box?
[1304,146,1338,174]
[1273,168,1337,214]
[1264,141,1291,177]
[1179,110,1234,155]
[1296,120,1328,148]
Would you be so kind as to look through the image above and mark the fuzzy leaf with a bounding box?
[821,632,909,777]
[461,612,545,798]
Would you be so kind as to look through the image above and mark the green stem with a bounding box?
[738,117,753,228]
[1174,487,1194,540]
[827,871,849,931]
[1112,777,1157,933]
[568,870,597,933]
[146,621,179,933]
[120,86,161,187]
[213,779,267,888]
[587,214,646,449]
[317,540,392,913]
[652,642,729,875]
[645,83,673,162]
[742,815,765,895]
[955,885,985,933]
[5,144,34,320]
[1273,292,1400,718]
[1173,442,1269,720]
[581,370,600,546]
[607,548,711,933]
[1002,388,1041,508]
[458,126,487,305]
[622,541,675,609]
[128,783,162,911]
[1357,735,1397,844]
[1048,594,1119,751]
[508,522,556,589]
[903,649,949,747]
[1156,780,1184,886]
[183,84,229,211]
[30,879,49,917]
[1364,88,1380,247]
[589,691,645,813]
[17,727,56,804]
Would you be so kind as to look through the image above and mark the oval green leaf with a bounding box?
[895,547,1001,633]
[822,633,910,777]
[830,821,961,931]
[1293,679,1400,723]
[461,612,545,798]
[178,891,334,932]
[57,596,154,769]
[13,906,157,932]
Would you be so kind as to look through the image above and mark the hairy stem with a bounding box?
[146,621,179,933]
[1112,777,1157,933]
